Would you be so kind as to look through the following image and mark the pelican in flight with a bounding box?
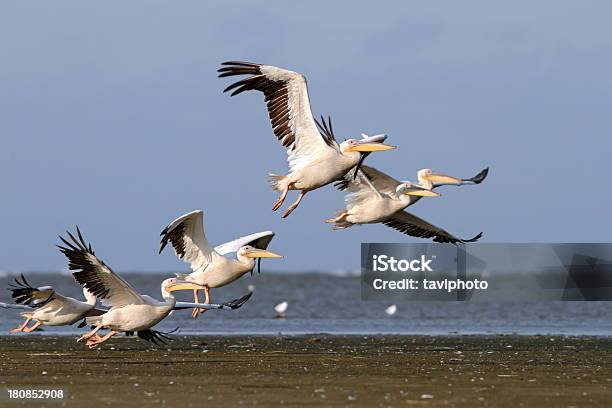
[327,165,487,244]
[218,61,396,217]
[58,228,252,349]
[159,210,282,318]
[3,274,103,333]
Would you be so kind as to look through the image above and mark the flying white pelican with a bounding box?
[159,210,282,318]
[326,165,486,243]
[218,61,397,217]
[58,228,252,349]
[3,274,103,333]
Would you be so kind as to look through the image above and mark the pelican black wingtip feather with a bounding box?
[57,226,95,257]
[125,327,179,345]
[57,227,115,300]
[8,274,54,307]
[469,167,489,184]
[223,291,254,310]
[217,61,266,95]
[462,232,483,243]
[158,223,187,258]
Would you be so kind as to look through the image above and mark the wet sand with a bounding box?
[1,335,611,407]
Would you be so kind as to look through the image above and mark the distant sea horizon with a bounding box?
[2,272,611,336]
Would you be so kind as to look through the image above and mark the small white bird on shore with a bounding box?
[385,305,397,316]
[274,301,288,319]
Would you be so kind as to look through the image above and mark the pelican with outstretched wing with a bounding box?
[58,227,252,349]
[3,274,103,333]
[218,61,396,217]
[327,165,487,244]
[159,210,281,318]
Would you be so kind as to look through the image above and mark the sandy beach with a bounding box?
[1,334,610,407]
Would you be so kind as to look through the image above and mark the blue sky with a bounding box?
[1,1,610,272]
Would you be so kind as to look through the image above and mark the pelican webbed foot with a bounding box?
[22,321,42,333]
[86,331,117,349]
[325,211,348,224]
[77,322,103,342]
[10,317,32,333]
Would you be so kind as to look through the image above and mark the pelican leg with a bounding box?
[10,317,32,333]
[199,286,211,314]
[22,320,42,333]
[325,211,348,223]
[282,190,307,218]
[272,183,293,211]
[192,289,201,318]
[78,322,103,342]
[87,330,117,349]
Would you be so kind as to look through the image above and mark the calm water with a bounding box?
[1,272,611,336]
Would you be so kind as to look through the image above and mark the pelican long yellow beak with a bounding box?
[405,189,441,197]
[244,249,283,259]
[347,142,397,152]
[167,280,206,292]
[426,172,462,184]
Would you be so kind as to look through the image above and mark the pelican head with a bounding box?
[238,245,283,259]
[396,181,441,197]
[341,134,397,153]
[417,169,462,186]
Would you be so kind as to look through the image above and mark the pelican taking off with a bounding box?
[218,61,396,217]
[4,274,102,333]
[159,210,282,317]
[327,166,486,244]
[58,228,252,349]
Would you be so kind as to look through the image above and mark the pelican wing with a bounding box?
[58,228,144,307]
[0,302,35,310]
[83,308,107,317]
[335,165,400,195]
[173,292,252,311]
[76,308,108,328]
[383,211,483,244]
[214,231,275,255]
[219,61,338,172]
[333,169,383,210]
[359,165,402,196]
[8,274,57,308]
[159,210,217,272]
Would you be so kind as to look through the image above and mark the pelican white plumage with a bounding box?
[327,165,486,244]
[4,274,102,333]
[58,228,252,349]
[218,61,397,217]
[159,210,282,318]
